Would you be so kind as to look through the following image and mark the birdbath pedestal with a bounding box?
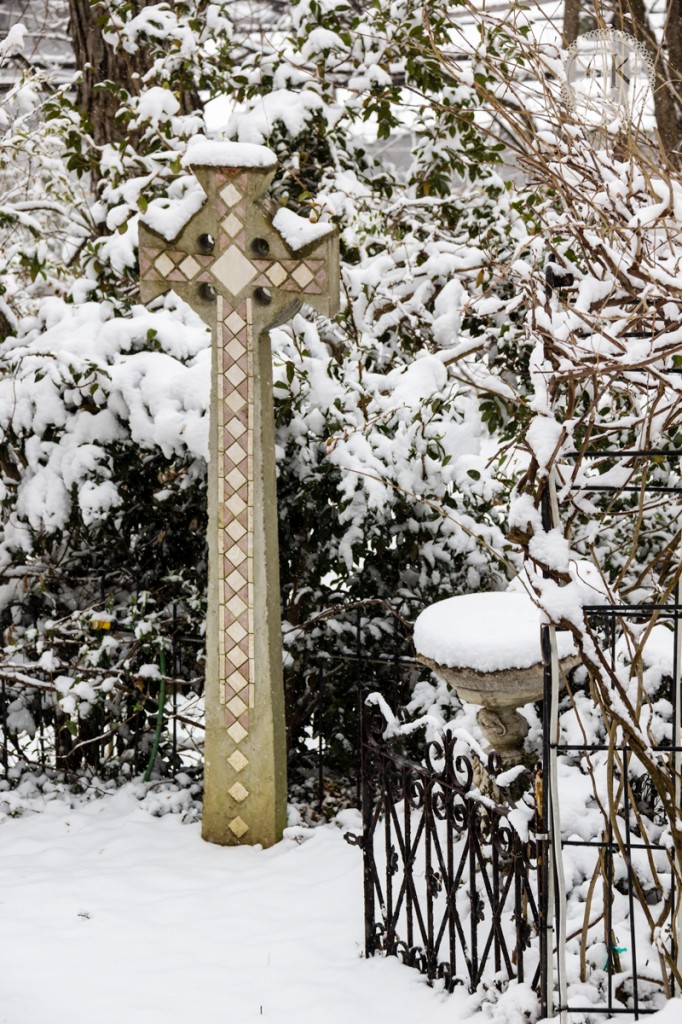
[414,592,576,764]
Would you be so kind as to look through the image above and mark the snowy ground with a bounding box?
[0,784,680,1024]
[0,784,472,1024]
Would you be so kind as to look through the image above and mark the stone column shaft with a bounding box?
[139,147,339,847]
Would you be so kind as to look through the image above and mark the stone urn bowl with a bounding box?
[414,592,578,764]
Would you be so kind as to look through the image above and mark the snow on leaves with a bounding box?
[0,295,209,553]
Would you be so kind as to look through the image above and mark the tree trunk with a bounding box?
[67,0,152,149]
[616,0,682,167]
[67,0,200,161]
[666,0,682,100]
[563,0,582,46]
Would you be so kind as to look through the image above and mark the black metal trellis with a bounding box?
[542,439,682,1020]
[352,699,546,998]
[350,437,682,1017]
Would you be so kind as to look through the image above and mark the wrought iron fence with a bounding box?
[0,595,423,792]
[285,599,425,810]
[352,698,546,998]
[0,607,204,782]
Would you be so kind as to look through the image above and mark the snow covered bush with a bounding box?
[0,291,209,774]
[1,0,531,779]
[0,43,84,333]
[228,0,538,766]
[0,6,218,772]
[280,4,682,1008]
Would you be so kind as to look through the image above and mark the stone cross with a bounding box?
[139,142,339,847]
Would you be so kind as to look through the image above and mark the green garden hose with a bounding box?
[144,649,166,782]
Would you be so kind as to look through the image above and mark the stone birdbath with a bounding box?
[414,591,577,764]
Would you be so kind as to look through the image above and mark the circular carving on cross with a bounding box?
[251,237,270,257]
[198,233,215,254]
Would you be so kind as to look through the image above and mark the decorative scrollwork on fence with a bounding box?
[356,700,545,998]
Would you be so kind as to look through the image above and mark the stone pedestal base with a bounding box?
[477,706,530,765]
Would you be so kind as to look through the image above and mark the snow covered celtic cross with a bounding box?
[139,142,339,847]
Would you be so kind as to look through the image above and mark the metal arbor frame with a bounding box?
[541,446,682,1021]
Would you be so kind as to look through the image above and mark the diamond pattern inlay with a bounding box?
[228,750,249,773]
[226,546,246,568]
[154,253,174,277]
[228,815,249,838]
[227,646,248,669]
[225,364,246,388]
[226,417,246,440]
[222,212,243,237]
[227,620,248,644]
[226,568,247,591]
[266,263,287,287]
[225,493,247,517]
[220,279,250,734]
[225,338,244,361]
[180,254,201,279]
[226,441,247,464]
[225,467,247,490]
[228,723,248,746]
[292,263,314,288]
[211,246,257,295]
[227,669,248,692]
[229,781,249,804]
[226,594,247,617]
[226,519,247,542]
[227,694,248,718]
[225,310,246,334]
[220,183,242,207]
[225,391,246,413]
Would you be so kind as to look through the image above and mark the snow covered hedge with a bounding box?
[0,0,530,776]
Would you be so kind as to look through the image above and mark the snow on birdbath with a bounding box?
[414,592,577,763]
